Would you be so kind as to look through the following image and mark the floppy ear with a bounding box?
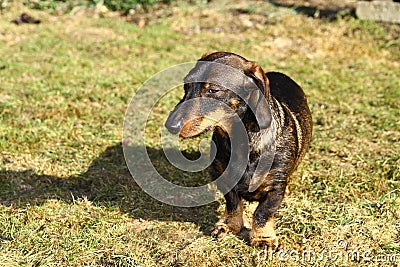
[245,62,272,130]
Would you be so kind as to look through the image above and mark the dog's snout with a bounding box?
[165,114,182,134]
[165,120,182,134]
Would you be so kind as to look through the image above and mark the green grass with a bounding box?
[1,1,399,266]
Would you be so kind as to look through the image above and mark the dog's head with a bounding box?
[165,52,272,138]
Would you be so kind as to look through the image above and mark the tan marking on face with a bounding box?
[178,108,232,138]
[179,118,213,138]
[228,98,241,110]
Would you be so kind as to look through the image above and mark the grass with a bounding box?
[0,0,399,266]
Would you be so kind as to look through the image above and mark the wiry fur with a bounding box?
[165,52,312,248]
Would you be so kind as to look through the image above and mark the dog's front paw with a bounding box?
[211,216,243,238]
[250,233,278,249]
[211,222,231,238]
[250,220,278,249]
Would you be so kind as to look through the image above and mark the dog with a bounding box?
[165,52,312,248]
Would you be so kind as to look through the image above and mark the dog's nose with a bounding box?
[165,117,182,135]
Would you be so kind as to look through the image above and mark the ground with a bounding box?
[0,0,399,266]
[271,0,357,10]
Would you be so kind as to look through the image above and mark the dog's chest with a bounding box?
[212,126,276,176]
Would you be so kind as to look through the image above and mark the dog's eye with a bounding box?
[207,89,219,94]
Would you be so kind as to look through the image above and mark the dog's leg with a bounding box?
[250,187,285,248]
[211,191,243,237]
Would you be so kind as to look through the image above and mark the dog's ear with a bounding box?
[245,62,272,130]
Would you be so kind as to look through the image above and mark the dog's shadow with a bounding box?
[0,143,220,235]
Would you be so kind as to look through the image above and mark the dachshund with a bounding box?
[165,52,312,248]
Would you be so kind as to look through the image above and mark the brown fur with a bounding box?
[165,52,312,248]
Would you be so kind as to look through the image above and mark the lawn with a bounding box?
[0,0,399,266]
